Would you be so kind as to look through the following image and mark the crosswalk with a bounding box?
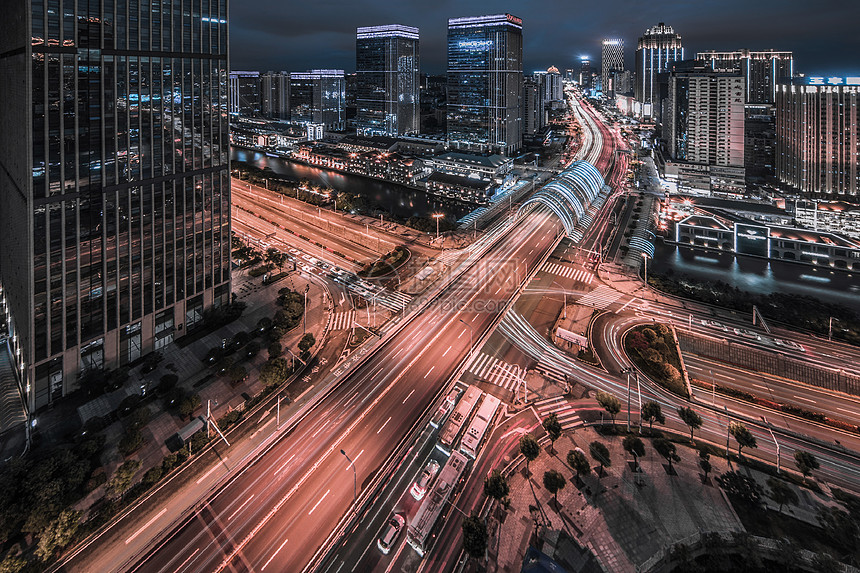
[534,396,583,431]
[576,285,622,309]
[540,262,594,284]
[437,249,464,267]
[535,361,568,386]
[347,283,411,312]
[330,311,355,331]
[466,352,525,393]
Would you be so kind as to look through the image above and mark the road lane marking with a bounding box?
[309,490,330,515]
[403,389,415,404]
[228,495,255,521]
[196,457,229,485]
[394,348,404,358]
[794,395,817,404]
[458,330,466,339]
[837,407,857,414]
[175,548,201,572]
[261,538,289,571]
[346,449,364,470]
[275,454,296,476]
[424,366,436,379]
[751,384,769,391]
[377,417,391,434]
[442,345,452,357]
[312,423,326,439]
[126,508,167,544]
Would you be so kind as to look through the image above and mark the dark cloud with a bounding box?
[230,0,859,76]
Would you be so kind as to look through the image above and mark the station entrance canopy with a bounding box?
[518,161,605,237]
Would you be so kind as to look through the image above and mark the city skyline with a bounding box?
[230,0,859,76]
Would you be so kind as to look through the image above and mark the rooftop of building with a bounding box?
[434,152,511,168]
[795,200,860,212]
[692,197,787,217]
[427,172,492,190]
[769,226,860,248]
[678,215,731,230]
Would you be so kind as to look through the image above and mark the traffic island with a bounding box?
[623,323,690,398]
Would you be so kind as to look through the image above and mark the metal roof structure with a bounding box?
[519,160,605,237]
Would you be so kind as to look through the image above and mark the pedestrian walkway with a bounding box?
[576,285,622,309]
[0,343,26,435]
[535,362,568,388]
[466,352,524,393]
[330,311,355,331]
[533,396,583,431]
[540,262,594,284]
[457,208,487,230]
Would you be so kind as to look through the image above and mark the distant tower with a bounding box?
[601,39,624,95]
[698,49,793,104]
[290,70,346,132]
[447,13,524,155]
[635,23,683,114]
[356,24,420,136]
[579,56,592,89]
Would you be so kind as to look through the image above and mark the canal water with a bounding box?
[652,240,860,314]
[231,148,474,221]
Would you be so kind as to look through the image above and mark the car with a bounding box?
[410,460,441,500]
[774,338,805,352]
[429,391,459,428]
[702,320,729,332]
[377,513,405,555]
[301,264,313,273]
[733,328,761,341]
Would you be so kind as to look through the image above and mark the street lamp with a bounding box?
[340,449,357,511]
[458,318,474,360]
[432,213,444,243]
[552,279,568,319]
[642,252,650,286]
[763,416,780,473]
[829,316,839,341]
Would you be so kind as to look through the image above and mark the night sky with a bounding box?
[230,0,859,77]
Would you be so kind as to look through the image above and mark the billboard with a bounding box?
[734,223,770,257]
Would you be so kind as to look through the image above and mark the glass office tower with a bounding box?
[356,25,419,136]
[447,14,523,156]
[290,70,346,132]
[0,0,231,411]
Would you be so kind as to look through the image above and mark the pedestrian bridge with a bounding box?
[517,160,605,238]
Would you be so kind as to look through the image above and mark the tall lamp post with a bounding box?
[432,213,444,244]
[340,449,357,511]
[642,252,650,286]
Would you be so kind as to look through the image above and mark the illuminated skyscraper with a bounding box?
[697,49,793,104]
[579,56,592,90]
[356,25,420,136]
[777,77,860,196]
[229,71,261,117]
[635,23,683,114]
[261,72,290,121]
[0,0,231,410]
[290,70,346,132]
[601,39,624,95]
[447,14,523,155]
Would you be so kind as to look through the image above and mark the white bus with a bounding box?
[438,385,482,451]
[406,451,469,557]
[459,393,501,459]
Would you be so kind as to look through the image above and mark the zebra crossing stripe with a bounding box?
[576,286,620,308]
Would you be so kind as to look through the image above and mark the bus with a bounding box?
[406,451,470,557]
[438,385,482,451]
[459,393,501,459]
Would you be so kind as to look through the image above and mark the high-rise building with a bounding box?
[0,0,231,410]
[635,23,683,115]
[290,70,346,132]
[776,77,860,196]
[697,49,793,104]
[535,66,564,106]
[261,72,291,121]
[356,25,420,136]
[579,56,592,90]
[601,39,624,95]
[229,71,262,117]
[665,61,746,195]
[447,14,523,156]
[745,104,776,182]
[522,78,544,136]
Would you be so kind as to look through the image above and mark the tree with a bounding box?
[461,513,488,561]
[653,438,680,471]
[178,393,201,419]
[567,449,591,481]
[35,509,81,561]
[595,391,621,425]
[260,357,290,387]
[519,434,541,477]
[640,401,665,433]
[677,407,703,442]
[268,341,282,359]
[108,459,142,499]
[729,422,757,457]
[716,471,762,506]
[484,470,510,504]
[227,365,247,385]
[767,478,798,513]
[622,436,646,474]
[794,450,819,481]
[589,441,611,476]
[543,469,567,505]
[817,507,859,554]
[699,450,712,480]
[298,333,316,355]
[542,412,562,454]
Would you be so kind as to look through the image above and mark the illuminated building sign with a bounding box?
[507,14,523,25]
[458,40,493,50]
[804,76,860,86]
[734,223,770,257]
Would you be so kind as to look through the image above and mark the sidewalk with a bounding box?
[489,427,744,572]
